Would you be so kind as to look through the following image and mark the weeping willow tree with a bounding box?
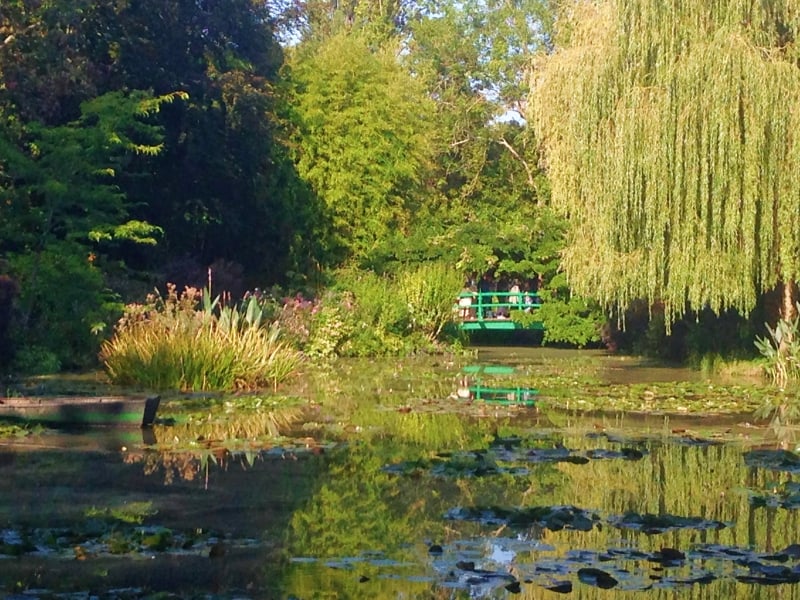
[530,1,800,328]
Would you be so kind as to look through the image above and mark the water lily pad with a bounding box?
[444,505,599,531]
[585,447,645,460]
[577,567,618,589]
[607,512,728,534]
[544,580,573,593]
[736,562,800,585]
[744,449,800,473]
[745,481,800,509]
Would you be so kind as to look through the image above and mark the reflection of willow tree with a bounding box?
[512,438,800,599]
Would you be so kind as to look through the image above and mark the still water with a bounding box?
[1,348,799,599]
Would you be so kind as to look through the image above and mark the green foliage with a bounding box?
[275,264,462,358]
[7,243,120,370]
[535,291,604,347]
[289,31,435,263]
[305,298,354,359]
[100,285,303,391]
[397,262,463,343]
[0,91,183,371]
[755,306,800,389]
[331,269,412,357]
[532,0,800,326]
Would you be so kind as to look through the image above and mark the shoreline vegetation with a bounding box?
[99,262,466,392]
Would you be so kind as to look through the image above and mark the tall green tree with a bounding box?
[531,1,800,327]
[1,0,316,286]
[0,91,180,368]
[289,31,435,263]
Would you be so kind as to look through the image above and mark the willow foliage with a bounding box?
[530,1,800,325]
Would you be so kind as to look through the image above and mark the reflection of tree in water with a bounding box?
[124,402,314,485]
[286,416,576,558]
[124,448,227,485]
[281,428,800,598]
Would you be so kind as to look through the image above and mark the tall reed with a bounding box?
[100,285,302,391]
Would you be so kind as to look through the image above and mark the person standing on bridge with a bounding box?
[478,273,495,319]
[509,279,522,309]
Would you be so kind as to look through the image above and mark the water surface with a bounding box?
[1,348,797,599]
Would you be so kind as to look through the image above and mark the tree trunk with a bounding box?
[779,279,798,354]
[781,280,797,322]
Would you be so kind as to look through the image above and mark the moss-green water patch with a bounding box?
[85,501,157,525]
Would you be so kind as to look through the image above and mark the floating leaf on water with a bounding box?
[736,562,800,585]
[744,449,800,473]
[649,547,685,564]
[664,572,717,586]
[672,435,722,447]
[445,505,599,531]
[561,455,590,465]
[586,448,645,460]
[525,447,571,462]
[577,567,618,589]
[544,580,573,594]
[608,512,728,534]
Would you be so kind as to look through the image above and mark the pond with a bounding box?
[2,348,800,599]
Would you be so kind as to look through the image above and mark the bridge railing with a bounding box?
[456,290,541,321]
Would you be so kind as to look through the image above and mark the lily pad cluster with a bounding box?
[543,381,764,414]
[383,434,650,479]
[0,523,259,560]
[744,449,800,473]
[444,505,729,535]
[741,481,800,510]
[445,505,599,531]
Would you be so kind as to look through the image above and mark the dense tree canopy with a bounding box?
[531,0,800,326]
[288,31,435,262]
[0,0,607,370]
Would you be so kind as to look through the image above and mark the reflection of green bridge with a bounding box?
[458,365,538,406]
[456,291,544,331]
[468,384,538,406]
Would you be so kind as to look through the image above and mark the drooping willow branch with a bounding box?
[530,0,800,326]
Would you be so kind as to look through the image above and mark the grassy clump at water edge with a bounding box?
[100,284,302,391]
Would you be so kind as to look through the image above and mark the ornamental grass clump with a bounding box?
[100,284,302,391]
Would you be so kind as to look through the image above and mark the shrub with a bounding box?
[397,262,463,343]
[535,288,605,348]
[100,285,302,391]
[271,264,463,358]
[9,243,120,370]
